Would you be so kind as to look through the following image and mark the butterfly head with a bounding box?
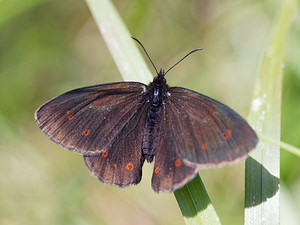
[153,69,167,87]
[158,68,166,77]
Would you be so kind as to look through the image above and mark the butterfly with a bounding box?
[34,38,258,192]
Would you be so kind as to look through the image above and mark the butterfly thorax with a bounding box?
[142,69,168,162]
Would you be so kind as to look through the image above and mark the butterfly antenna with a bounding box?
[132,37,159,75]
[164,48,203,76]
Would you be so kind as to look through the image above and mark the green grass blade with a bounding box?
[174,174,221,225]
[258,133,300,158]
[244,0,297,224]
[86,0,152,83]
[86,0,221,224]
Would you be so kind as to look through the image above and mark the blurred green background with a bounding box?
[1,0,299,225]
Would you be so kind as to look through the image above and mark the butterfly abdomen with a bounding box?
[142,106,162,162]
[142,84,165,163]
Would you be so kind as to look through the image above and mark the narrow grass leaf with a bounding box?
[174,174,221,225]
[86,0,152,83]
[244,0,297,224]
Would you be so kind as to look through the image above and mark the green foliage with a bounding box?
[0,0,299,225]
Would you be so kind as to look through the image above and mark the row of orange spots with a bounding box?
[66,109,134,172]
[66,110,93,137]
[67,109,92,138]
[154,159,182,175]
[66,110,74,120]
[222,129,232,140]
[200,129,232,151]
[100,150,134,171]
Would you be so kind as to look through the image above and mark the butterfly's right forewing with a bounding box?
[35,82,148,155]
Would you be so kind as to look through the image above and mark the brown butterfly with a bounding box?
[35,38,258,192]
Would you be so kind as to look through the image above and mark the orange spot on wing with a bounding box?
[113,163,117,168]
[68,115,74,120]
[222,132,229,139]
[125,162,134,171]
[154,167,160,174]
[227,129,232,135]
[202,144,207,150]
[83,129,90,136]
[175,159,182,167]
[101,151,108,158]
[66,110,70,114]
